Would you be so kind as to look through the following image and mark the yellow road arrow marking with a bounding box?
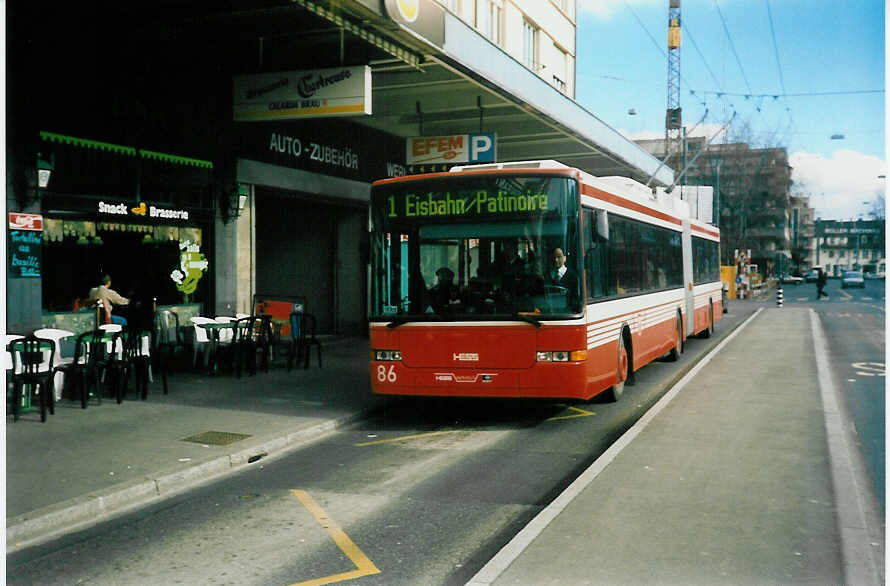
[290,490,381,586]
[547,406,596,421]
[355,430,460,446]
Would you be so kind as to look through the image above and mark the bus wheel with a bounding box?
[666,314,682,361]
[606,334,629,402]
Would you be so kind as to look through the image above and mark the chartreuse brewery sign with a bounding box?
[170,240,208,295]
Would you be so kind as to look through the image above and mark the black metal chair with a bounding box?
[255,314,274,374]
[97,329,130,404]
[8,334,56,422]
[53,330,103,409]
[287,310,322,371]
[114,327,151,402]
[153,310,184,394]
[231,316,259,378]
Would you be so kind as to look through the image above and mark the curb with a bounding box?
[6,408,375,553]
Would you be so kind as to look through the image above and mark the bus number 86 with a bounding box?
[377,365,397,383]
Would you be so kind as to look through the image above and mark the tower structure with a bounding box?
[666,0,682,160]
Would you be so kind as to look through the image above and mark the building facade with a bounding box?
[437,0,577,97]
[8,0,674,336]
[789,194,816,275]
[814,219,886,277]
[637,137,798,277]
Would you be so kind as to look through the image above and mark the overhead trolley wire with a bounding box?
[622,0,734,125]
[765,0,796,146]
[714,0,752,96]
[702,89,885,98]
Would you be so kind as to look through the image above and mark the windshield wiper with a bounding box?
[385,314,442,329]
[512,312,542,328]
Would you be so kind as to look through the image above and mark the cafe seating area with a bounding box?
[7,297,323,422]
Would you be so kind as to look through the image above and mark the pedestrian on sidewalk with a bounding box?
[816,267,829,300]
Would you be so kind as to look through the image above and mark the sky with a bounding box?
[574,0,886,221]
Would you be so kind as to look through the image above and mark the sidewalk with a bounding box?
[6,337,383,552]
[468,307,883,586]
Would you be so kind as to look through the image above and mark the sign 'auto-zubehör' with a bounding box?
[233,66,372,122]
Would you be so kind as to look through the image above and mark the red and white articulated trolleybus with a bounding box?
[368,160,721,401]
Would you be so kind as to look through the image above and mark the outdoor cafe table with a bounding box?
[198,321,235,375]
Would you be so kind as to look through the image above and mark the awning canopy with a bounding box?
[40,131,213,168]
[40,131,136,157]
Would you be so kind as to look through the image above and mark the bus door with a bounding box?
[681,218,695,337]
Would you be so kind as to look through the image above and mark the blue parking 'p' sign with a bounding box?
[470,133,495,163]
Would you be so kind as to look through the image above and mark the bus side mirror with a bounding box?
[595,210,609,241]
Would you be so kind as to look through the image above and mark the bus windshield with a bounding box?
[369,174,580,322]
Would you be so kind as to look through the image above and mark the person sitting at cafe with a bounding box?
[90,274,131,325]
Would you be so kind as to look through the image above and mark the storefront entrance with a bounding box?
[255,190,339,333]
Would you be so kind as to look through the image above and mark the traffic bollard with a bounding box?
[776,286,783,307]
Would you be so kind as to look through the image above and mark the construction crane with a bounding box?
[666,0,682,162]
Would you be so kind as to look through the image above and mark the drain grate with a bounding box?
[181,430,253,446]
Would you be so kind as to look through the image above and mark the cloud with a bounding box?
[790,150,887,220]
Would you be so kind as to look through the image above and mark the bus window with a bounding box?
[369,175,581,319]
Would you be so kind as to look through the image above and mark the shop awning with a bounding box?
[40,131,213,168]
[139,150,213,169]
[40,131,136,156]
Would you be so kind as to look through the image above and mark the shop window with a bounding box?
[41,219,208,313]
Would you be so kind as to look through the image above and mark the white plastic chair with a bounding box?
[33,328,75,401]
[189,317,215,368]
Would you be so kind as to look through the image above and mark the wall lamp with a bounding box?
[37,152,54,188]
[222,182,249,223]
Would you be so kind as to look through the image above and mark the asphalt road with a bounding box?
[782,277,885,512]
[2,304,787,586]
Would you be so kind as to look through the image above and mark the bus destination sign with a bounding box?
[386,190,550,219]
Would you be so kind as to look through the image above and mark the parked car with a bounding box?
[805,269,820,283]
[781,274,803,285]
[841,270,865,288]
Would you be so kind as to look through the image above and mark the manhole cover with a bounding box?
[181,431,252,446]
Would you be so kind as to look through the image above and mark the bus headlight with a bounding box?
[537,350,587,362]
[373,349,402,361]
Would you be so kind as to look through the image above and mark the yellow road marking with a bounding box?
[547,406,596,421]
[289,490,381,586]
[355,430,460,446]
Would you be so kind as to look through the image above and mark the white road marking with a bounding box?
[810,310,882,585]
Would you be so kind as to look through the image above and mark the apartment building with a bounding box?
[437,0,576,97]
[814,219,886,277]
[790,194,816,274]
[637,137,797,275]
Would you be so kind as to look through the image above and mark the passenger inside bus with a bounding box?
[426,266,459,312]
